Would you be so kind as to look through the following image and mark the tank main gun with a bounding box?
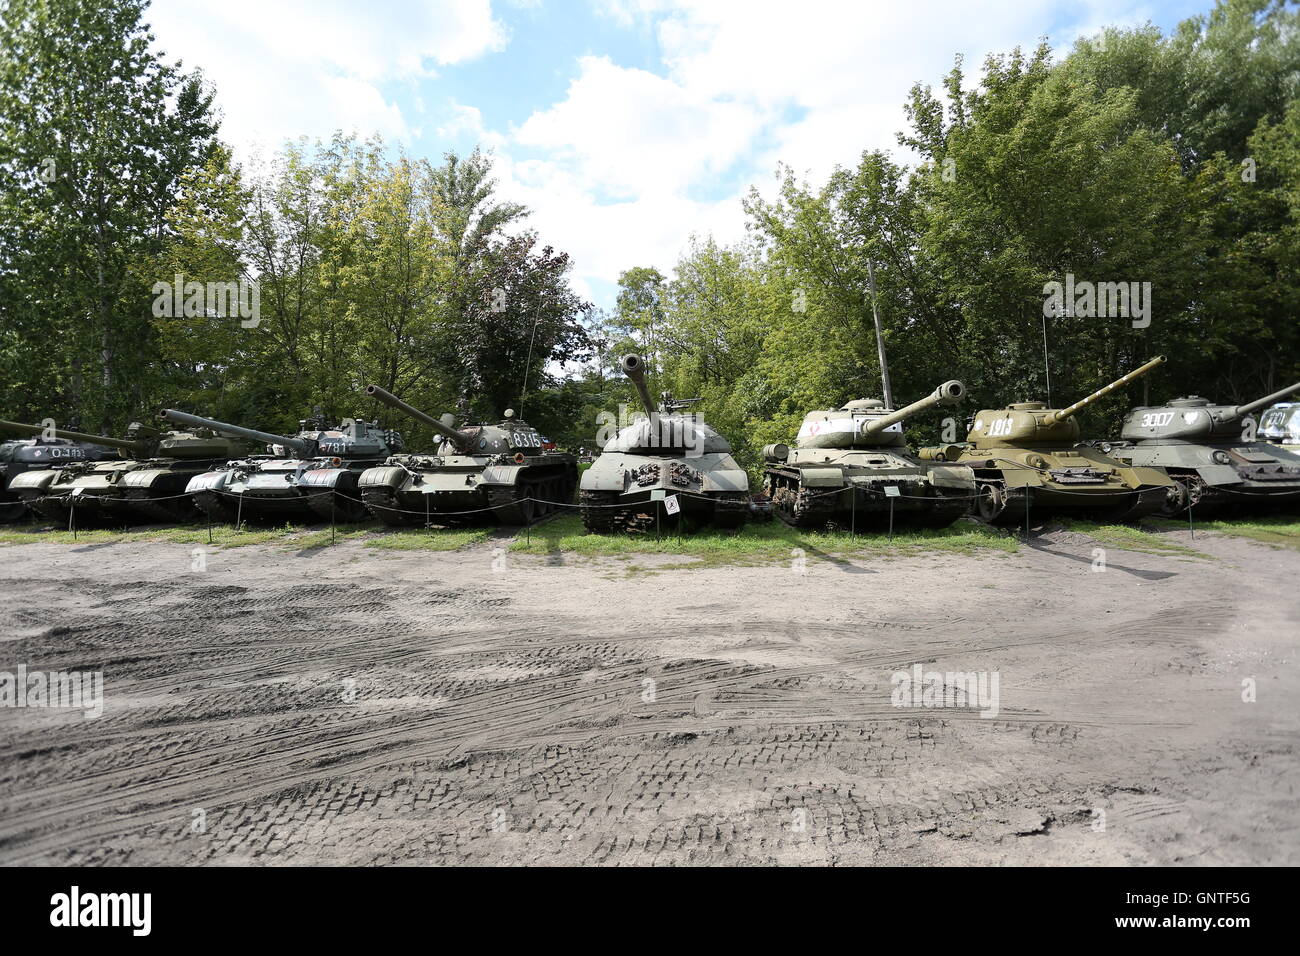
[860,380,965,437]
[0,418,158,456]
[1043,355,1167,425]
[1215,381,1300,422]
[364,385,471,454]
[621,354,659,417]
[159,409,316,457]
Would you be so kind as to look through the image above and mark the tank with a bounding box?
[0,422,120,522]
[357,385,578,526]
[579,354,749,532]
[1258,401,1300,452]
[1099,381,1300,515]
[917,356,1176,524]
[0,418,252,524]
[163,409,403,523]
[763,381,976,529]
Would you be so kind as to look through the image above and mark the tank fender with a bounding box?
[1193,464,1242,487]
[928,464,976,490]
[186,470,230,494]
[298,468,348,489]
[358,466,406,490]
[579,460,627,492]
[699,468,749,493]
[121,469,170,489]
[8,468,58,492]
[480,464,527,486]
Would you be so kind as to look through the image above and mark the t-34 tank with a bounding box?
[1258,401,1300,453]
[0,421,118,522]
[763,381,975,530]
[1100,381,1300,515]
[0,418,251,524]
[579,354,749,532]
[357,385,578,526]
[162,409,402,523]
[917,356,1176,524]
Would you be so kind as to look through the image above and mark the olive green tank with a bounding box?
[763,381,975,529]
[917,356,1176,524]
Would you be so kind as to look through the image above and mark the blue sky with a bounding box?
[147,0,1213,310]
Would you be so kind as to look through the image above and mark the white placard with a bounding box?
[883,486,901,497]
[664,494,681,515]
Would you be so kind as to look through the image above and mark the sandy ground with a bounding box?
[0,521,1296,866]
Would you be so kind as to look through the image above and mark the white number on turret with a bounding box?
[1139,412,1174,428]
[987,417,1014,437]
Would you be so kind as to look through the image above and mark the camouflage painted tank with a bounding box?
[1,418,251,524]
[579,354,749,532]
[763,381,975,529]
[1099,381,1300,516]
[163,409,402,523]
[0,421,119,522]
[1258,401,1300,452]
[917,356,1175,524]
[357,385,577,526]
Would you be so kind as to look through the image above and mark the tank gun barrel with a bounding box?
[0,418,154,454]
[1044,355,1167,425]
[1222,381,1300,421]
[364,385,469,452]
[620,354,659,417]
[159,409,314,457]
[861,380,966,437]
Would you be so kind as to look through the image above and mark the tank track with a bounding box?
[579,490,627,533]
[768,474,838,529]
[193,489,240,524]
[361,487,420,527]
[25,494,74,526]
[1093,484,1175,523]
[124,487,197,523]
[487,484,534,526]
[0,499,29,523]
[305,489,368,523]
[711,492,750,529]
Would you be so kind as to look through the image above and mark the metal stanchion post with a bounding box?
[235,493,243,533]
[69,497,76,541]
[888,497,894,543]
[1187,501,1194,540]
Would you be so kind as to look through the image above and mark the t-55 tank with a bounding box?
[357,385,578,526]
[0,418,252,524]
[917,356,1176,524]
[0,421,119,522]
[579,354,749,532]
[163,409,403,523]
[762,381,975,529]
[1099,381,1300,515]
[1258,401,1300,453]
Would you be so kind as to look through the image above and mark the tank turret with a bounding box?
[365,385,472,454]
[968,356,1166,448]
[0,418,159,458]
[160,409,317,457]
[1120,381,1300,443]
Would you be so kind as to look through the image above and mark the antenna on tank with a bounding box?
[518,312,541,419]
[866,257,894,408]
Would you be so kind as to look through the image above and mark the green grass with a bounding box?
[508,514,1017,568]
[1146,514,1300,550]
[1059,519,1208,558]
[364,527,492,551]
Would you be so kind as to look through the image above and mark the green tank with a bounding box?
[1258,401,1300,452]
[0,418,251,524]
[917,356,1176,524]
[1099,381,1300,515]
[763,381,975,529]
[579,354,749,532]
[357,385,578,526]
[163,409,403,523]
[0,422,118,522]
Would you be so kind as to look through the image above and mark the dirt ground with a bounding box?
[1,520,1297,866]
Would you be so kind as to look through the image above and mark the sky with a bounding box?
[144,0,1211,311]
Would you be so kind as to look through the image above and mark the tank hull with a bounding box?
[357,453,578,527]
[578,451,749,532]
[1106,440,1300,516]
[9,459,233,524]
[764,456,974,530]
[186,458,382,523]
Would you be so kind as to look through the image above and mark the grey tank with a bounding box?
[763,381,975,530]
[1101,381,1300,515]
[579,354,749,532]
[357,385,578,527]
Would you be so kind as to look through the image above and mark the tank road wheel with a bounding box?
[362,487,419,527]
[579,489,622,533]
[27,496,73,526]
[974,482,1008,524]
[193,489,240,524]
[0,500,29,523]
[306,489,368,523]
[712,492,749,530]
[124,487,198,524]
[1157,477,1196,518]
